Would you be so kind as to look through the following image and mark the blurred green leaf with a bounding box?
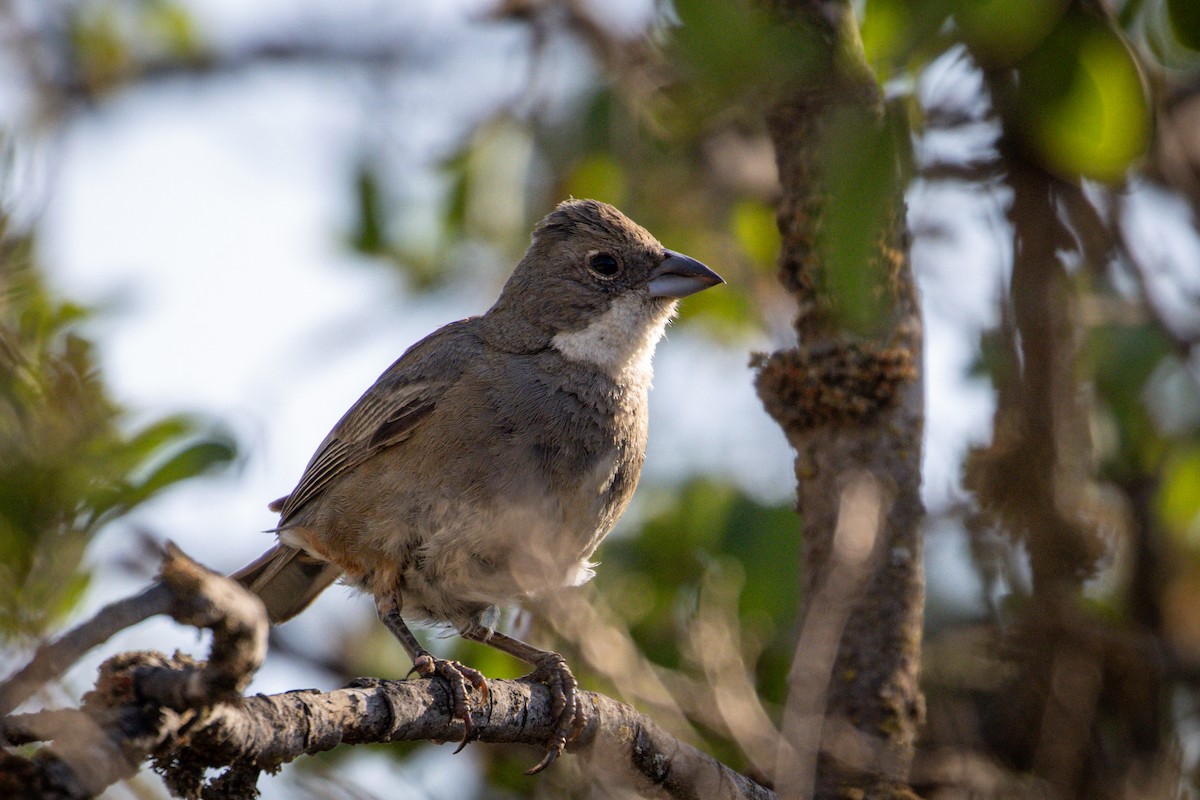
[122,437,236,506]
[117,415,195,468]
[349,162,386,256]
[565,153,629,208]
[141,0,202,58]
[0,244,236,639]
[862,0,955,74]
[1087,322,1173,474]
[597,479,799,702]
[399,118,535,291]
[861,0,913,68]
[70,4,131,91]
[671,0,817,114]
[1159,447,1200,544]
[1168,0,1200,50]
[675,277,759,332]
[460,118,533,244]
[731,200,779,272]
[69,0,205,93]
[954,0,1070,65]
[1012,11,1150,181]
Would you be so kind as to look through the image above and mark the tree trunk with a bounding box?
[754,2,925,797]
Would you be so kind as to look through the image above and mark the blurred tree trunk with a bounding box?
[754,1,925,797]
[955,35,1170,796]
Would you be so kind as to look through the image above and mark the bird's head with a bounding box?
[487,199,723,374]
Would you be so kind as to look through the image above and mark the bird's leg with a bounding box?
[460,625,585,774]
[375,594,488,751]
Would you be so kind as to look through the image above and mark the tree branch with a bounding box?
[0,548,774,800]
[0,543,265,718]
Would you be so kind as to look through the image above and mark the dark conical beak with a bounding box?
[647,250,725,299]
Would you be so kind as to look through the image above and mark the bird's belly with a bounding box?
[314,486,605,630]
[390,497,586,622]
[291,429,630,629]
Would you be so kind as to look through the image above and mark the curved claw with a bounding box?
[525,746,560,775]
[406,652,488,755]
[454,666,489,753]
[524,653,585,774]
[453,716,473,753]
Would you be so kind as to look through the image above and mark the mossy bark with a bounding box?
[756,2,926,797]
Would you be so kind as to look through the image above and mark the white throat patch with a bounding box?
[551,294,677,380]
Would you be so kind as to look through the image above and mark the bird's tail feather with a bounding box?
[231,543,341,624]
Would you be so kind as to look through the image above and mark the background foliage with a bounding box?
[2,0,1200,797]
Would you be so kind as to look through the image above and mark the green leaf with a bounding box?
[124,437,236,507]
[731,200,779,272]
[1087,322,1173,472]
[70,4,131,90]
[862,0,955,74]
[349,162,386,256]
[1168,0,1200,50]
[596,480,799,684]
[671,0,817,113]
[565,153,628,208]
[1,241,241,638]
[1159,447,1200,543]
[675,279,758,333]
[1012,11,1150,181]
[141,0,202,58]
[862,0,913,68]
[108,414,193,470]
[955,0,1070,65]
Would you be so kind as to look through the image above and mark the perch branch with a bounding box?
[1,548,773,800]
[0,544,266,717]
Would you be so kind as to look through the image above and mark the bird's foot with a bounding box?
[525,652,585,775]
[408,653,489,753]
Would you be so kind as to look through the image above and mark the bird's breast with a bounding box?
[549,293,675,382]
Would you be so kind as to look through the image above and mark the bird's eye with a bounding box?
[587,252,621,279]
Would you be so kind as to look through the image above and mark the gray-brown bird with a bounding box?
[232,199,723,771]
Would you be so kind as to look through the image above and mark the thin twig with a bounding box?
[0,582,172,717]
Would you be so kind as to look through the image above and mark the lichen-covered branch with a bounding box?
[0,544,264,718]
[4,660,775,800]
[0,549,774,800]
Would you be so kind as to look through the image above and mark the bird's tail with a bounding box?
[231,543,342,624]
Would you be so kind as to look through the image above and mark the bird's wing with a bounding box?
[275,320,479,525]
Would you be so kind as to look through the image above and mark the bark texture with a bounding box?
[755,2,925,797]
[2,662,776,800]
[0,549,775,800]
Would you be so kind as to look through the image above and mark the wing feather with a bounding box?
[275,320,478,524]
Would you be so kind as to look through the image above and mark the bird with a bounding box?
[230,198,723,772]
